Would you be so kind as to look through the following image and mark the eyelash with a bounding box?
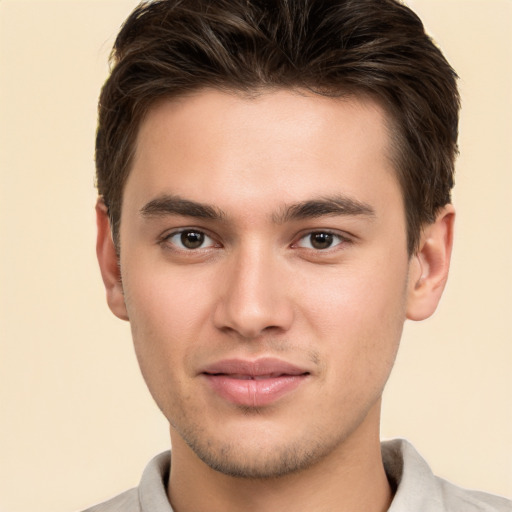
[293,230,351,251]
[158,228,352,253]
[160,229,219,251]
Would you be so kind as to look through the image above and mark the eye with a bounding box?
[165,229,216,250]
[296,231,346,250]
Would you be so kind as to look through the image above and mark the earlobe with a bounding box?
[96,198,129,321]
[406,205,455,321]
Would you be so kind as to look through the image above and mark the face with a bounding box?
[113,89,415,478]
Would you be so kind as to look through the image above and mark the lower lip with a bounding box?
[203,374,307,407]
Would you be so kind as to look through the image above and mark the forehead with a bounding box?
[137,88,393,158]
[124,88,402,221]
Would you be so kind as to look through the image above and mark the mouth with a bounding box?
[200,358,310,407]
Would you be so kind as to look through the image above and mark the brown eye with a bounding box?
[180,230,205,249]
[309,232,334,249]
[296,231,346,250]
[164,229,215,250]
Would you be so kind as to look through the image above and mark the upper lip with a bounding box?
[201,358,310,378]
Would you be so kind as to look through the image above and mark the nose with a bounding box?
[213,246,294,339]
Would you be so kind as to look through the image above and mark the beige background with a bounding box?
[0,1,511,511]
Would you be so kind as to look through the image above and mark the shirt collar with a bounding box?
[138,439,446,512]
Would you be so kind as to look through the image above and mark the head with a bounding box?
[96,0,459,257]
[95,0,459,484]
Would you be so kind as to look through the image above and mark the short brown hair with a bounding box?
[96,0,460,254]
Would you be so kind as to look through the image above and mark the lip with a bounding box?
[201,358,310,407]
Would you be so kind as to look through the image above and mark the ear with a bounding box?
[406,205,455,321]
[96,198,129,321]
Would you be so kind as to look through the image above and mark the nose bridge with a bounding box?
[214,240,293,338]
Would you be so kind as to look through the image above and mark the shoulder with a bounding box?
[382,439,511,512]
[81,488,140,512]
[81,451,172,512]
[436,477,512,512]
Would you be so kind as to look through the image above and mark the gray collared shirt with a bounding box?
[82,439,511,511]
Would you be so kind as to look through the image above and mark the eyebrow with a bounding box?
[274,195,376,223]
[140,193,375,223]
[140,195,225,220]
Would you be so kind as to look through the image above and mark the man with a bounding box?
[88,0,511,511]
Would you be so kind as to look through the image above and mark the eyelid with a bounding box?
[293,229,353,250]
[159,227,220,250]
[157,226,353,252]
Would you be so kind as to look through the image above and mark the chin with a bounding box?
[193,441,323,479]
[176,420,341,480]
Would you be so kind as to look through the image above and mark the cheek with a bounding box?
[301,256,408,383]
[124,260,213,334]
[121,266,213,397]
[303,256,408,331]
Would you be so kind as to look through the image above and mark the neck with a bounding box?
[167,404,392,512]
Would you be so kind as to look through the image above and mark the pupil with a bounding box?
[181,231,204,249]
[311,232,333,249]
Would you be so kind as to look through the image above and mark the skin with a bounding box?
[97,89,454,512]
